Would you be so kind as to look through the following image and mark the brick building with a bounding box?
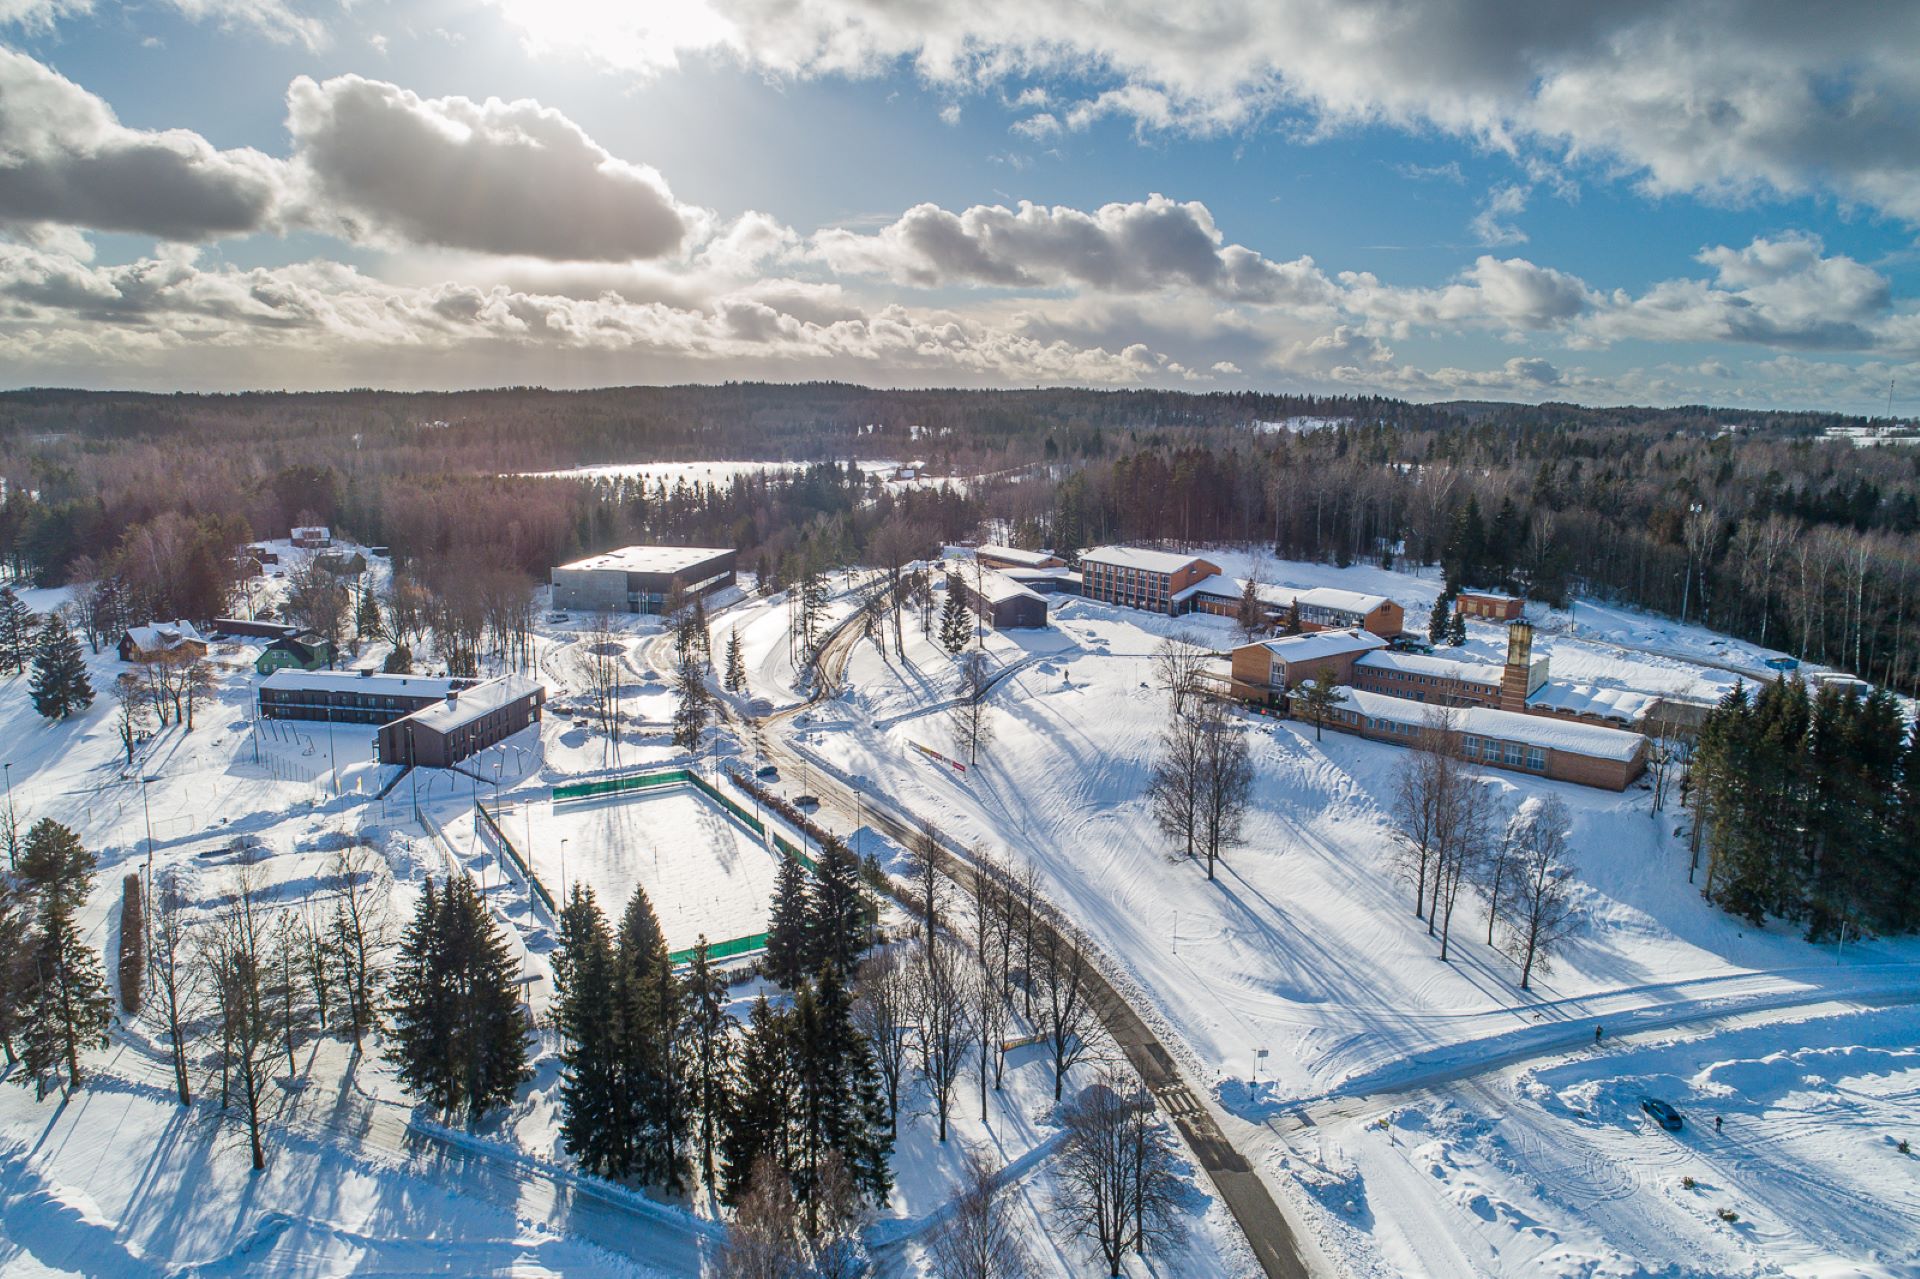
[1227,628,1388,702]
[1078,547,1221,615]
[1182,578,1406,638]
[1324,688,1648,790]
[1456,590,1524,620]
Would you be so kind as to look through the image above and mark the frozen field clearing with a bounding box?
[527,784,782,951]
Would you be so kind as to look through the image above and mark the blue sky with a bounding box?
[2,0,1917,411]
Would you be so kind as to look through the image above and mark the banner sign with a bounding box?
[910,740,967,773]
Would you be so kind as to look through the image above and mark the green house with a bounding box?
[254,633,334,675]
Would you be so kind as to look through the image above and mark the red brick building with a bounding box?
[1079,547,1221,615]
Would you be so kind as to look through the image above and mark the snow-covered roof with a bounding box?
[400,675,544,734]
[1172,573,1260,603]
[1249,628,1388,665]
[1526,681,1659,724]
[1459,588,1520,602]
[291,525,329,539]
[1080,545,1212,575]
[260,669,456,698]
[951,566,1045,605]
[1292,586,1394,616]
[124,620,207,652]
[974,544,1059,568]
[1356,650,1504,685]
[1340,688,1646,761]
[554,545,733,574]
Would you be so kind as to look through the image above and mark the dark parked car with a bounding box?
[793,794,820,809]
[1640,1098,1683,1130]
[1389,634,1435,654]
[756,765,779,780]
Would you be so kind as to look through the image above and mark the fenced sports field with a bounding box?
[495,770,792,962]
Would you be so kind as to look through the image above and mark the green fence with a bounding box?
[669,931,768,966]
[474,802,557,914]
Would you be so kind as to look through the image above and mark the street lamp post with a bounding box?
[560,838,569,902]
[140,775,156,964]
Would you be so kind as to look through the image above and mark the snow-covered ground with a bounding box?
[779,554,1920,1277]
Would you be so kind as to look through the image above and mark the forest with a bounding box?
[1,383,1917,692]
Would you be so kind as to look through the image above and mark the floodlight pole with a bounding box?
[560,838,569,902]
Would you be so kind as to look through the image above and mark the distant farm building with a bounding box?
[119,621,209,663]
[291,526,331,549]
[550,545,736,615]
[313,550,368,577]
[1455,590,1524,621]
[945,567,1049,629]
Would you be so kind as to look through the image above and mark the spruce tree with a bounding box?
[680,938,735,1191]
[554,886,627,1175]
[387,876,529,1121]
[1427,595,1450,643]
[1446,610,1467,646]
[617,887,684,1189]
[801,966,891,1205]
[940,584,971,655]
[763,853,811,989]
[722,996,797,1205]
[725,629,747,693]
[672,647,710,752]
[13,820,109,1098]
[29,615,93,721]
[1283,598,1302,635]
[805,837,870,977]
[0,590,37,674]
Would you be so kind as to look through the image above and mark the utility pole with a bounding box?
[140,775,156,966]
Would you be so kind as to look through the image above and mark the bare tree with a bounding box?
[330,843,390,1052]
[911,938,973,1142]
[1051,1069,1186,1276]
[971,860,1012,1121]
[151,870,197,1105]
[1152,632,1209,720]
[1502,796,1581,989]
[572,612,625,750]
[1032,914,1097,1101]
[852,947,914,1137]
[1389,712,1457,921]
[929,1149,1034,1279]
[112,672,150,768]
[950,649,996,765]
[905,821,945,941]
[1432,773,1502,963]
[713,1155,807,1279]
[1147,710,1205,861]
[1195,703,1254,882]
[204,852,278,1170]
[1476,817,1522,947]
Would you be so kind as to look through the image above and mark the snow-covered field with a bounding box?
[527,784,783,952]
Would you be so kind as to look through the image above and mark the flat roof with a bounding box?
[1340,688,1646,761]
[1356,650,1504,685]
[260,669,455,698]
[554,545,733,575]
[1080,545,1213,575]
[1459,588,1521,602]
[974,544,1060,568]
[400,674,544,734]
[952,566,1046,605]
[1246,628,1388,665]
[1292,586,1394,615]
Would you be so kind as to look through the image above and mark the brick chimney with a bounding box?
[1500,620,1534,712]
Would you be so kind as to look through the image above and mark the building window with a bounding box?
[1525,746,1546,770]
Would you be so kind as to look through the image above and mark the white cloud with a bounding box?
[286,75,708,262]
[2,0,324,46]
[1468,183,1529,246]
[483,0,1920,224]
[0,49,288,240]
[812,194,1338,306]
[938,104,962,126]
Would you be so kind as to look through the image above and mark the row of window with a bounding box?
[1463,734,1548,771]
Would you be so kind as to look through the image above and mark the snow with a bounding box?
[1339,687,1647,760]
[1355,649,1503,686]
[1080,545,1215,575]
[403,673,543,734]
[973,544,1060,569]
[950,566,1046,605]
[553,545,733,575]
[260,668,457,699]
[1525,680,1661,725]
[1249,628,1390,665]
[528,783,784,952]
[1293,586,1395,616]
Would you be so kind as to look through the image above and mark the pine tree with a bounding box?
[805,837,870,977]
[1235,577,1265,639]
[553,886,627,1176]
[940,584,971,656]
[722,996,797,1205]
[672,647,710,753]
[796,965,891,1210]
[29,615,93,721]
[1446,609,1467,646]
[13,820,109,1098]
[1283,598,1302,635]
[724,629,747,693]
[1427,595,1450,643]
[680,938,736,1191]
[0,589,37,674]
[800,569,829,655]
[763,853,811,989]
[617,886,684,1188]
[386,876,529,1121]
[355,588,384,648]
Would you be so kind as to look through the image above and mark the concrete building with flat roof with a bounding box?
[550,545,736,615]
